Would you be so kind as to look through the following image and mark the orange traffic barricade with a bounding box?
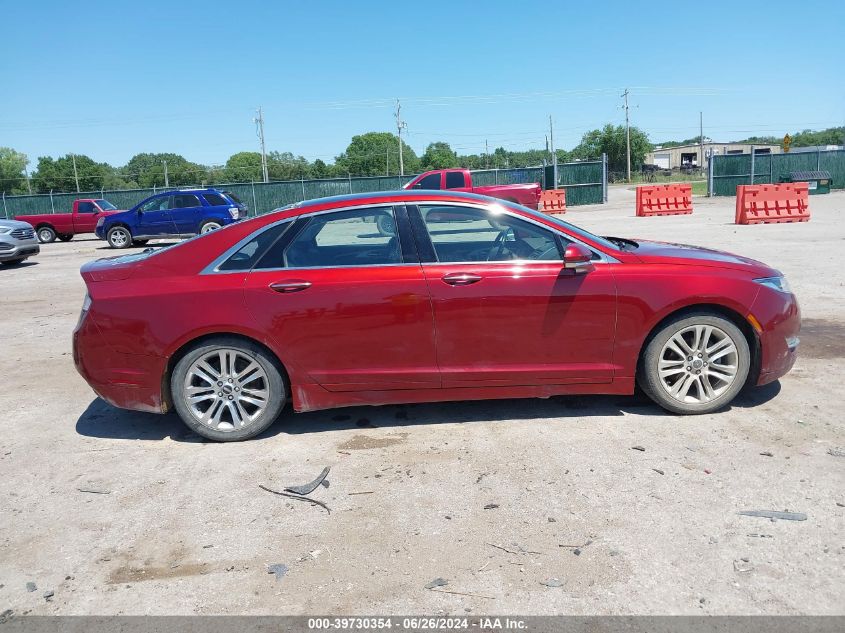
[735,183,810,225]
[635,184,693,217]
[539,189,566,214]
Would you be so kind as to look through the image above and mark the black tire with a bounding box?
[37,226,56,243]
[1,258,27,266]
[199,220,222,234]
[375,214,396,236]
[170,337,286,442]
[107,225,132,249]
[638,312,750,415]
[132,239,149,246]
[57,234,73,242]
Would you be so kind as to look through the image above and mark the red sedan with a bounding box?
[73,191,800,441]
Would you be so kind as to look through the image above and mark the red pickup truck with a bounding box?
[16,199,123,243]
[403,169,542,209]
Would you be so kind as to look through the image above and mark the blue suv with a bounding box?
[96,188,246,248]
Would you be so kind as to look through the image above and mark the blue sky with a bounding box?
[2,0,843,167]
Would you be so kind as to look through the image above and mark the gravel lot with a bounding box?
[1,187,843,616]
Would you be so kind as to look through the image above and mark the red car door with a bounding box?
[73,201,100,233]
[243,205,439,392]
[410,203,617,388]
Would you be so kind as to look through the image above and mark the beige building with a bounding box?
[646,143,781,169]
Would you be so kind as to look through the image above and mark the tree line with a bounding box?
[2,125,840,196]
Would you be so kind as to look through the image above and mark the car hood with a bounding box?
[0,218,35,230]
[629,239,778,276]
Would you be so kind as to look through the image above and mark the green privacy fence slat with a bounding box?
[711,150,845,195]
[1,162,607,218]
[544,159,605,205]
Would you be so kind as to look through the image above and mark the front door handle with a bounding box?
[269,280,312,293]
[441,272,482,286]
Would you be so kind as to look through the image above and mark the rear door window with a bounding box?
[445,171,466,189]
[257,207,402,269]
[203,193,228,207]
[216,221,293,271]
[415,173,441,190]
[172,194,201,209]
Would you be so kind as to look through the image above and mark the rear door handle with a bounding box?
[441,272,482,286]
[269,280,312,293]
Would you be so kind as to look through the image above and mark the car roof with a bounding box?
[275,189,503,214]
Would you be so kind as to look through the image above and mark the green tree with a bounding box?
[572,124,652,174]
[124,153,207,188]
[224,152,263,182]
[311,158,330,179]
[32,154,116,193]
[267,151,311,181]
[335,132,419,176]
[0,147,30,195]
[421,142,459,170]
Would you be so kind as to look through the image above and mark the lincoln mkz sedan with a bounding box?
[73,191,800,441]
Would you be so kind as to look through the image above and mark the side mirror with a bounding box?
[563,243,594,274]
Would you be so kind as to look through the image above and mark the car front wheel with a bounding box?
[170,338,286,441]
[638,312,750,414]
[107,226,132,249]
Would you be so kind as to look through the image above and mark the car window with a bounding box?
[217,221,292,272]
[95,199,117,211]
[76,201,95,213]
[416,173,441,190]
[260,207,401,269]
[172,194,201,209]
[222,191,243,204]
[139,196,171,212]
[203,193,228,207]
[445,171,465,189]
[419,205,562,262]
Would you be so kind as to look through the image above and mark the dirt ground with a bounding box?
[1,187,843,616]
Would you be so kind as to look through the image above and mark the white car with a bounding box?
[0,219,40,266]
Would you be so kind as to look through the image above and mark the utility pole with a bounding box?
[549,115,557,187]
[386,148,390,176]
[485,139,490,169]
[163,160,169,187]
[24,166,32,194]
[254,107,269,183]
[621,89,631,182]
[395,99,407,176]
[71,153,80,192]
[699,111,704,174]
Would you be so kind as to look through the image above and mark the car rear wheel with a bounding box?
[37,226,56,243]
[170,338,286,441]
[638,312,750,415]
[200,221,222,234]
[107,226,132,249]
[58,234,73,242]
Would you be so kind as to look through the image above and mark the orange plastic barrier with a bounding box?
[735,183,810,225]
[539,189,566,214]
[635,184,693,216]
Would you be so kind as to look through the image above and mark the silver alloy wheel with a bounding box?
[182,348,270,432]
[201,222,222,234]
[110,228,129,247]
[38,228,54,242]
[658,324,739,404]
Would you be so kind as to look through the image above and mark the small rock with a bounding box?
[573,548,582,556]
[540,578,564,587]
[267,564,289,580]
[445,515,452,520]
[631,446,646,452]
[733,559,754,573]
[699,598,707,604]
[652,468,665,475]
[425,577,448,589]
[202,544,213,549]
[483,503,499,510]
[43,590,54,601]
[836,502,844,508]
[25,582,36,593]
[760,451,774,457]
[548,517,556,523]
[709,536,719,544]
[609,550,620,557]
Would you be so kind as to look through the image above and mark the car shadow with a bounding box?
[94,241,181,251]
[1,260,38,269]
[75,381,782,443]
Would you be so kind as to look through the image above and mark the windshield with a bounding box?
[95,199,117,211]
[499,200,622,252]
